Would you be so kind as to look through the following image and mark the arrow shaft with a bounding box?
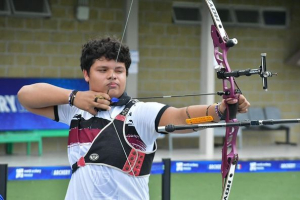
[136,91,226,100]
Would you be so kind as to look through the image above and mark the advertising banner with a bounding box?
[8,166,72,181]
[0,78,88,131]
[170,160,300,174]
[7,160,300,181]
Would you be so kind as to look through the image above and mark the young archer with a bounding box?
[18,37,250,200]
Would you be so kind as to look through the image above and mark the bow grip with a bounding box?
[227,102,238,120]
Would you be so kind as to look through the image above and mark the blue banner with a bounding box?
[7,160,300,181]
[150,162,165,175]
[170,160,300,173]
[8,166,72,181]
[0,78,88,131]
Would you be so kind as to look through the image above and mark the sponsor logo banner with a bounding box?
[170,160,300,174]
[8,160,300,181]
[8,166,71,180]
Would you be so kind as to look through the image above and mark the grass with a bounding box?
[7,172,300,200]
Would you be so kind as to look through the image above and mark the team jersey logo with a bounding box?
[89,153,99,161]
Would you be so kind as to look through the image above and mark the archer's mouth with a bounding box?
[107,83,118,89]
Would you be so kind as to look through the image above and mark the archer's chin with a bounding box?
[108,90,122,98]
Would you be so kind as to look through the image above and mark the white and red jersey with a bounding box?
[56,101,168,200]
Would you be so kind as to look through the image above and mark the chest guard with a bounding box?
[71,100,157,176]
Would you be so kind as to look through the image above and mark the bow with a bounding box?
[115,0,298,199]
[161,1,273,199]
[205,1,240,199]
[158,1,292,200]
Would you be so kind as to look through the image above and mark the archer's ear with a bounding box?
[83,70,89,82]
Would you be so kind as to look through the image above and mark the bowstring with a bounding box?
[107,0,140,181]
[116,0,133,63]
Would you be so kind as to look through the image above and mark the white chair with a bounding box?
[263,106,296,145]
[248,107,265,121]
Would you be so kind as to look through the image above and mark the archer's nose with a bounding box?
[108,71,117,80]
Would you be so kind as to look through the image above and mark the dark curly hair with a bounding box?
[80,37,131,76]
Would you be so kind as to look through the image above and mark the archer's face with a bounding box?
[83,57,127,98]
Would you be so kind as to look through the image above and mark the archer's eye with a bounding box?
[116,69,124,74]
[115,67,125,74]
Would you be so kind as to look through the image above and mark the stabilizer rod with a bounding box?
[158,119,300,132]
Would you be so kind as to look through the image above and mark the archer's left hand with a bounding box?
[219,94,250,114]
[236,94,250,113]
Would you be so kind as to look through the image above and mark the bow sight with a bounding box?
[215,53,277,91]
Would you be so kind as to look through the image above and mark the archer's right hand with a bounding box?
[73,91,111,115]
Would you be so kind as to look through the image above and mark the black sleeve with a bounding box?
[154,105,170,134]
[53,105,59,122]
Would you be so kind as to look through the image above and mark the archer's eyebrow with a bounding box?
[95,65,108,69]
[94,65,125,70]
[114,66,125,70]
